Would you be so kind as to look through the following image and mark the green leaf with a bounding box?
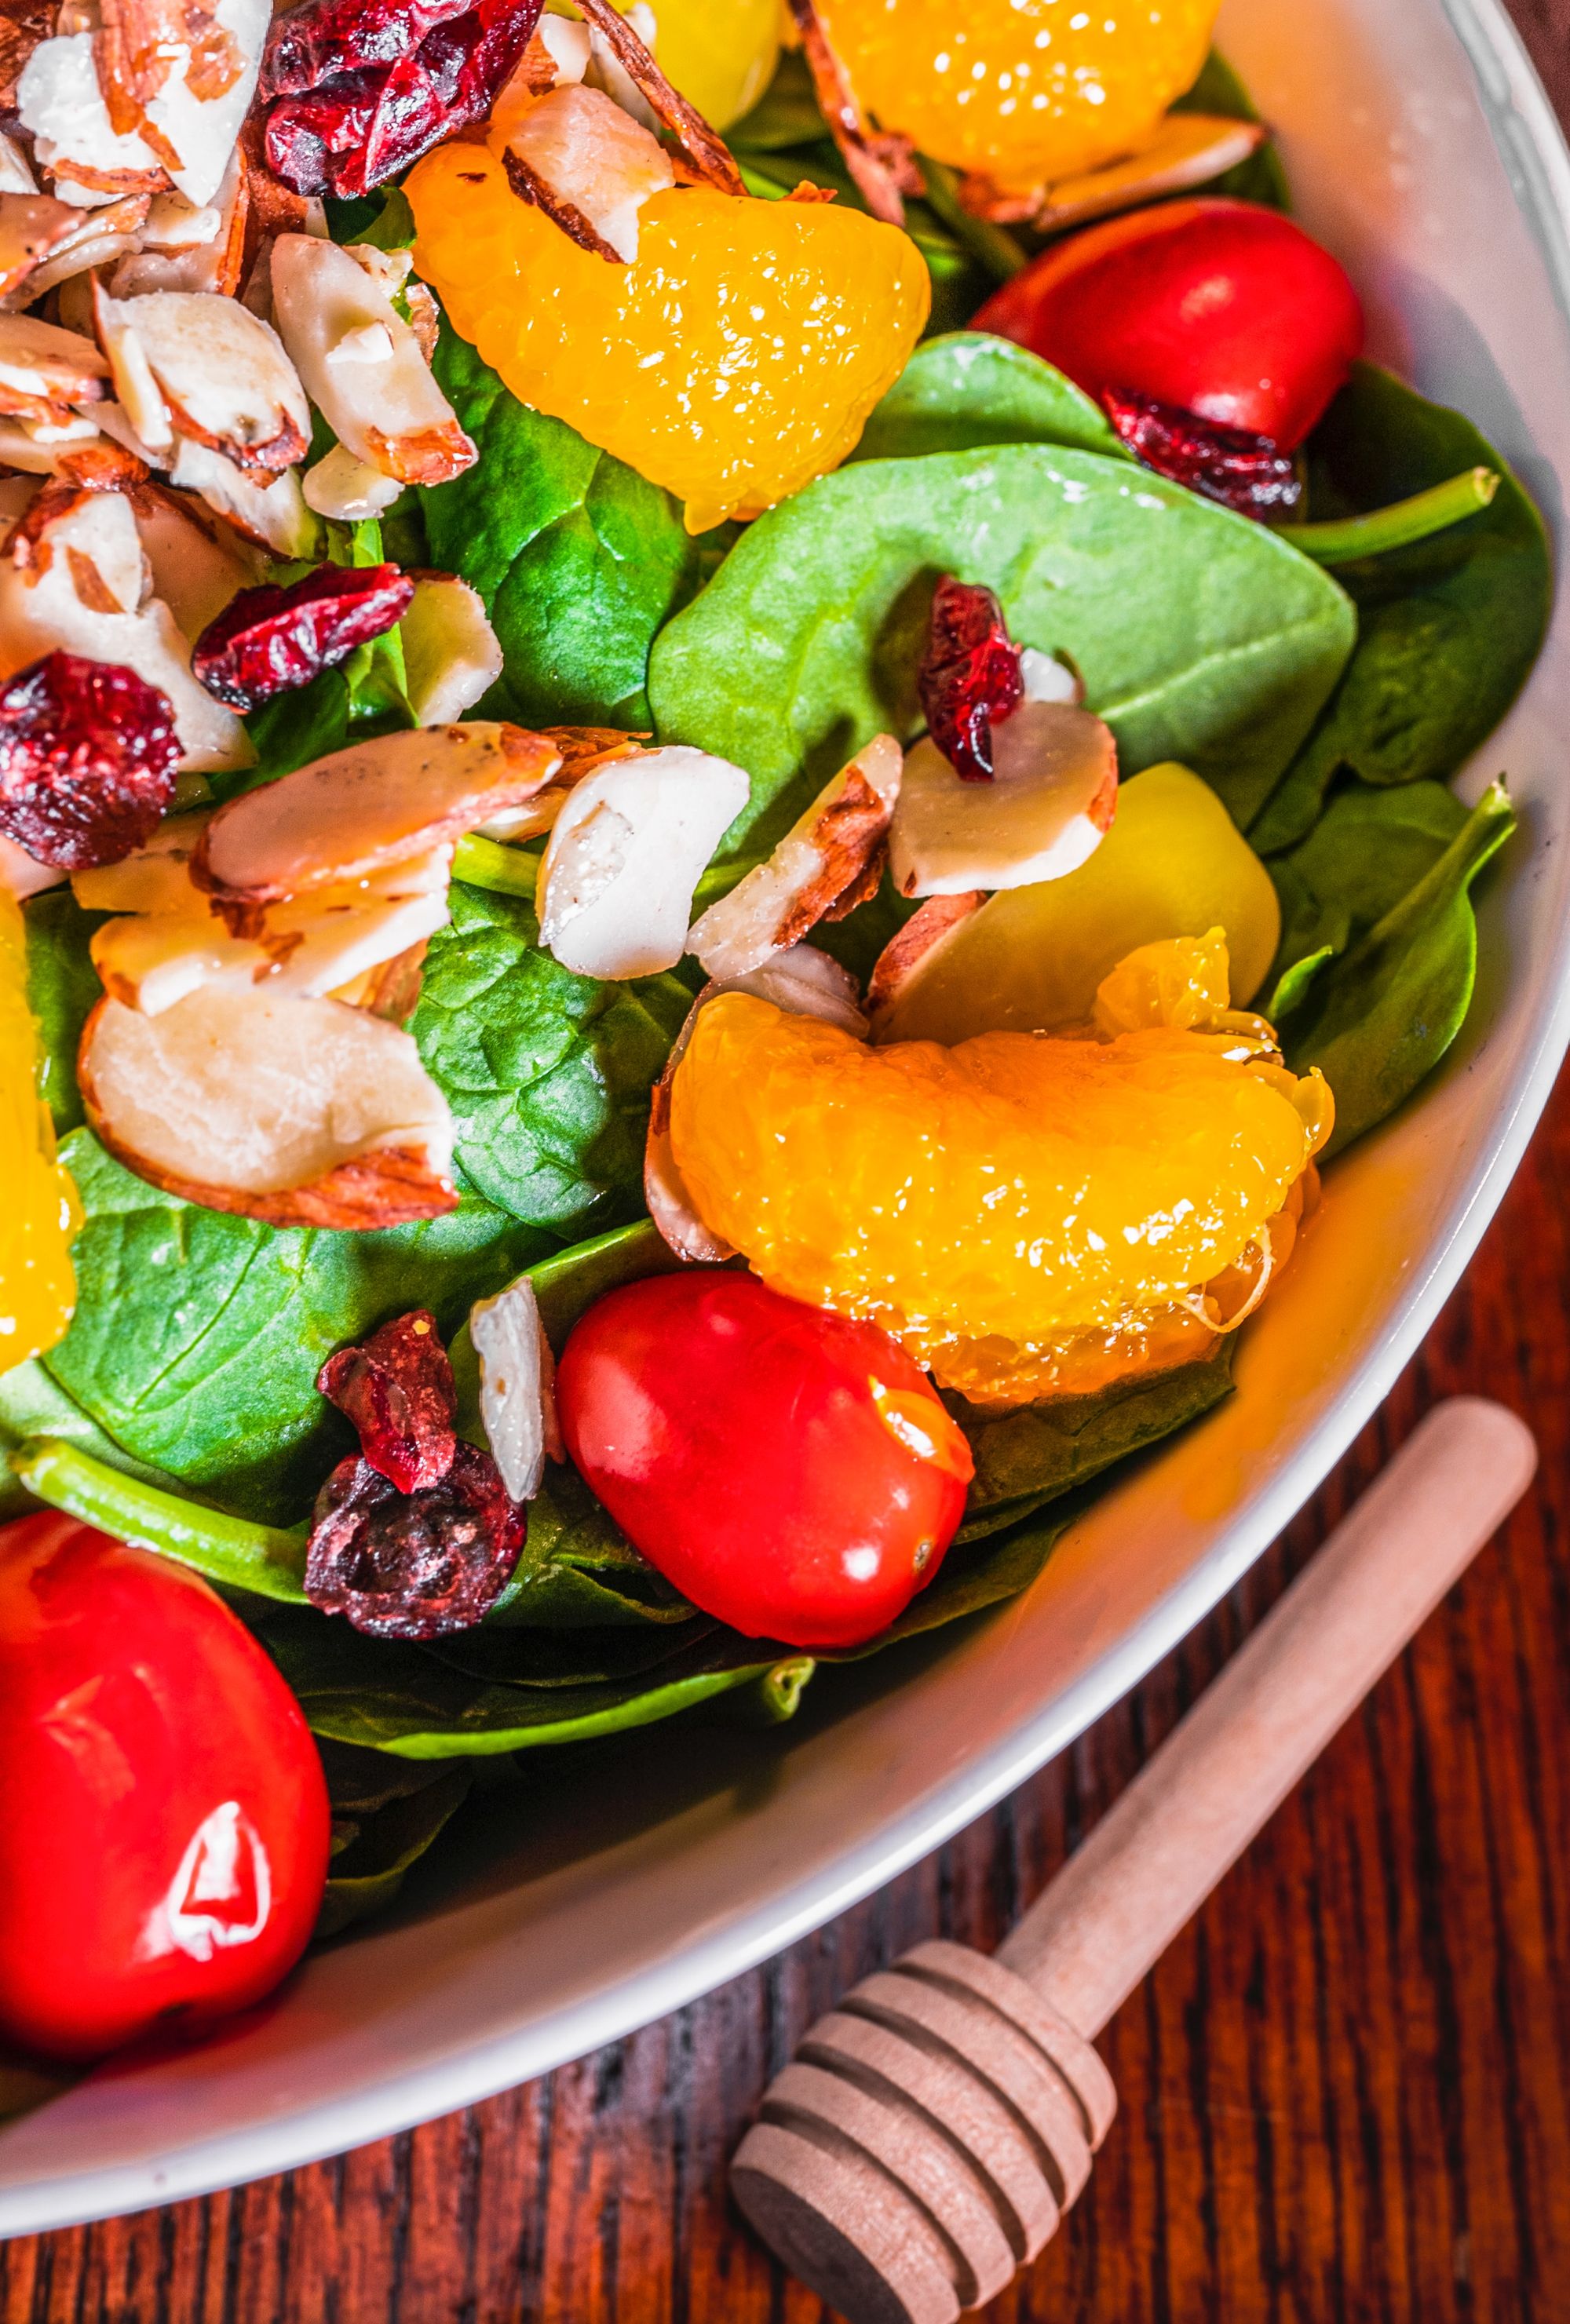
[1267,779,1470,992]
[1172,49,1291,210]
[21,886,101,1136]
[950,1340,1238,1545]
[42,1131,553,1522]
[0,1355,174,1523]
[1249,366,1550,849]
[853,334,1126,466]
[316,1742,474,1939]
[648,441,1356,858]
[422,328,699,729]
[1286,781,1515,1154]
[413,879,690,1232]
[729,49,827,149]
[9,1436,309,1602]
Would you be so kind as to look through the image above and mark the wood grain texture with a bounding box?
[7,9,1570,2309]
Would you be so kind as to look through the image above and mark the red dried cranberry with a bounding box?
[263,0,542,198]
[1102,389,1303,521]
[263,0,472,97]
[194,563,414,713]
[304,1445,526,1639]
[916,577,1023,784]
[0,651,179,870]
[318,1309,456,1494]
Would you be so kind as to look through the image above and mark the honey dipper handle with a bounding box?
[999,1397,1535,2038]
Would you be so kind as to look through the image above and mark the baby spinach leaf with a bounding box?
[42,1131,553,1523]
[854,334,1126,465]
[414,880,690,1231]
[422,329,699,729]
[1172,49,1291,210]
[648,442,1356,856]
[0,1357,174,1524]
[1268,779,1469,988]
[1285,782,1514,1155]
[316,1742,475,1939]
[22,886,101,1135]
[951,1339,1237,1545]
[1248,367,1550,849]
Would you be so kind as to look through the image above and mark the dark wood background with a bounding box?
[6,6,1570,2315]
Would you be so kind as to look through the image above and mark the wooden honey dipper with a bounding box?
[732,1396,1537,2324]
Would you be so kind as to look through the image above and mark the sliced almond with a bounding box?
[270,232,476,488]
[0,313,111,413]
[474,727,643,840]
[866,890,983,1031]
[0,137,35,199]
[780,0,921,227]
[688,732,900,982]
[537,744,750,980]
[0,193,87,301]
[469,1275,562,1503]
[127,476,259,638]
[962,114,1270,233]
[18,34,172,206]
[166,434,318,557]
[194,723,565,912]
[571,0,744,198]
[110,147,248,295]
[0,192,152,311]
[401,573,504,728]
[0,483,251,772]
[89,0,266,210]
[79,986,458,1228]
[93,283,310,472]
[301,440,404,522]
[889,702,1118,898]
[501,84,675,264]
[0,833,65,901]
[645,943,867,1262]
[73,804,209,915]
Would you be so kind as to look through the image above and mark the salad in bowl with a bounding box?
[0,0,1550,2074]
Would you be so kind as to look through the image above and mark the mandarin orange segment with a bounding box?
[407,147,929,531]
[668,987,1329,1370]
[816,0,1221,191]
[1,892,77,1370]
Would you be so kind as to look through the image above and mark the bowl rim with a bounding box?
[5,0,1570,2237]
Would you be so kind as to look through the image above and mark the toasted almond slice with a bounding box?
[537,745,750,980]
[470,1275,562,1502]
[164,434,318,557]
[571,0,744,197]
[688,732,900,982]
[780,0,921,226]
[645,943,867,1262]
[93,284,309,472]
[474,728,643,840]
[79,986,457,1228]
[889,702,1119,899]
[0,483,252,772]
[127,476,259,637]
[301,440,404,522]
[73,804,209,915]
[501,84,675,264]
[401,573,504,728]
[18,35,170,207]
[1020,645,1083,706]
[0,833,65,900]
[0,193,86,300]
[866,890,983,1032]
[110,147,249,295]
[0,136,35,199]
[0,313,111,411]
[194,723,564,911]
[0,193,153,311]
[271,233,476,489]
[969,115,1270,235]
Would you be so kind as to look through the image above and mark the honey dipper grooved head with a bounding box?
[730,1940,1116,2323]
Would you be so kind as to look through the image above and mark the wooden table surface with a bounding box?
[7,6,1570,2317]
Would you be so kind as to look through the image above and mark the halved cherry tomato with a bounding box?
[975,196,1364,452]
[557,1273,973,1651]
[0,1514,330,2062]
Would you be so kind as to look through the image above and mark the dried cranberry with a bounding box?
[263,0,472,97]
[194,563,414,713]
[916,577,1023,784]
[263,0,542,198]
[1102,388,1303,520]
[305,1445,526,1638]
[318,1309,457,1494]
[0,651,179,870]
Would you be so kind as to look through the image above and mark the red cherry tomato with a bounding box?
[0,1514,330,2062]
[557,1273,973,1651]
[975,197,1364,452]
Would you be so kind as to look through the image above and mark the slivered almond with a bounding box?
[401,573,503,728]
[688,732,901,982]
[0,194,152,312]
[79,986,458,1229]
[111,148,249,295]
[93,283,310,472]
[0,314,111,413]
[645,944,867,1262]
[469,1275,563,1503]
[0,194,89,301]
[866,891,983,1031]
[270,233,475,489]
[889,702,1119,898]
[301,440,403,522]
[193,723,564,912]
[165,435,317,556]
[126,476,259,638]
[500,84,674,264]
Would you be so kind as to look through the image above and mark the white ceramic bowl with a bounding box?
[5,0,1569,2236]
